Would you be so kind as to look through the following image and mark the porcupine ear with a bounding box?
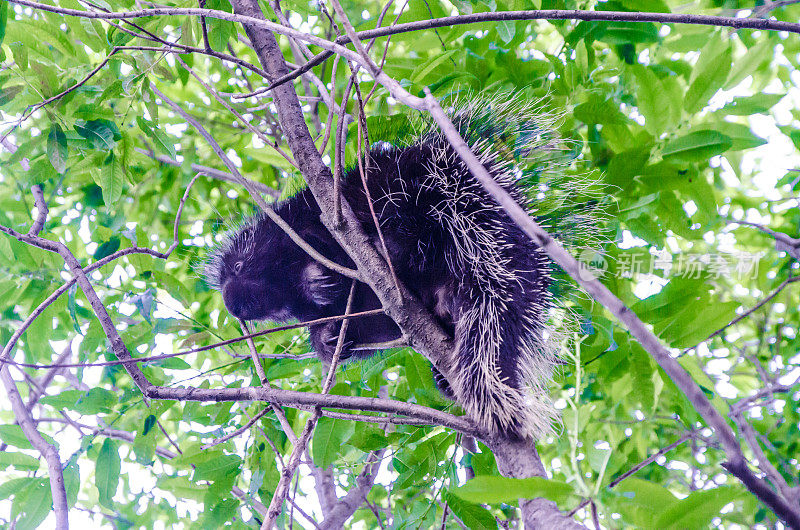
[301,263,346,306]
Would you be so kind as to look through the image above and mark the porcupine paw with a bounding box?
[310,322,354,364]
[431,365,455,399]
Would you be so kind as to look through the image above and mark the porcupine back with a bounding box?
[343,91,606,439]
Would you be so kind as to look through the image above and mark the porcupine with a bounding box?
[205,92,604,440]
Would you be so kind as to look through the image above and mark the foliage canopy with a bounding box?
[1,0,799,528]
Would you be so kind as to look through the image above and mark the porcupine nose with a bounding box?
[222,282,252,320]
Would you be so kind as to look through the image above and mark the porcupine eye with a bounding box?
[232,261,244,275]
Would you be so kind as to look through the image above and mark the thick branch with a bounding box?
[0,369,69,529]
[0,189,68,529]
[319,448,386,529]
[28,185,48,236]
[145,385,477,435]
[309,462,338,517]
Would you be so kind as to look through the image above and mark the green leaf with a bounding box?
[0,478,33,501]
[719,93,784,116]
[133,413,158,465]
[0,0,8,47]
[404,350,439,401]
[13,479,51,530]
[312,416,355,468]
[93,236,120,260]
[662,131,732,162]
[76,387,117,414]
[0,84,23,106]
[617,477,678,508]
[654,486,741,529]
[98,79,124,104]
[63,460,80,508]
[0,425,57,450]
[445,491,498,529]
[725,37,774,89]
[151,270,192,307]
[75,119,120,150]
[718,122,767,151]
[142,414,157,436]
[142,79,159,125]
[599,22,660,45]
[204,0,234,51]
[632,65,670,135]
[452,476,576,505]
[410,50,458,84]
[136,116,176,159]
[193,454,242,483]
[95,438,121,509]
[0,425,34,449]
[9,41,27,69]
[574,96,627,126]
[684,46,731,113]
[607,147,650,186]
[47,123,68,174]
[100,152,123,207]
[158,475,207,502]
[615,478,680,527]
[0,451,40,471]
[496,20,515,44]
[39,389,84,411]
[662,301,739,347]
[620,0,670,11]
[587,445,612,474]
[619,192,660,214]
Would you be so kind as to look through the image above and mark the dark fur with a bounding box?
[207,138,554,437]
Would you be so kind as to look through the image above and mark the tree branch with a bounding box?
[1,369,69,529]
[146,385,477,436]
[0,188,68,529]
[319,448,386,529]
[134,147,279,196]
[421,89,800,529]
[261,280,356,527]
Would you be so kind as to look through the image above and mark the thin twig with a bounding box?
[682,275,800,355]
[202,407,272,449]
[240,319,300,445]
[198,0,211,51]
[133,147,279,197]
[0,308,385,369]
[174,55,297,169]
[262,281,357,528]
